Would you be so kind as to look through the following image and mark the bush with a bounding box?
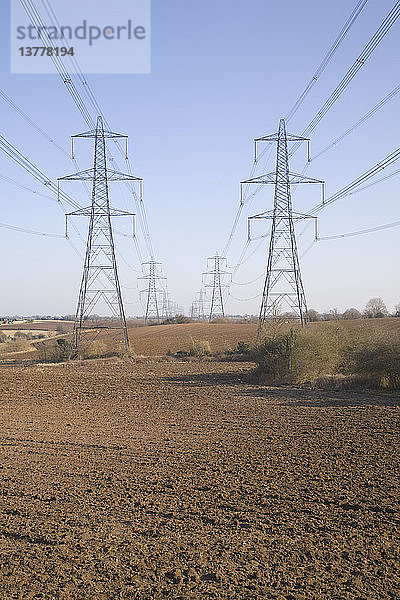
[236,340,250,354]
[253,329,296,383]
[56,338,70,361]
[189,337,211,357]
[83,341,108,359]
[343,328,400,388]
[252,323,400,390]
[162,315,192,325]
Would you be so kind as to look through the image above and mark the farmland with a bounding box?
[0,320,399,599]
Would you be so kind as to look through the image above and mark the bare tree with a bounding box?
[305,309,320,322]
[343,308,362,320]
[363,298,388,319]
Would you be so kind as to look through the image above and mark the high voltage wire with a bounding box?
[312,83,400,161]
[0,88,69,156]
[0,173,54,201]
[20,0,95,127]
[0,134,80,210]
[0,221,64,238]
[311,145,400,214]
[318,219,400,240]
[231,272,265,286]
[0,89,142,264]
[221,144,273,257]
[41,0,155,259]
[286,0,369,123]
[230,1,400,270]
[221,0,378,262]
[19,0,156,263]
[0,130,139,277]
[291,0,400,153]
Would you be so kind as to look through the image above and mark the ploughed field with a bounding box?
[0,356,399,599]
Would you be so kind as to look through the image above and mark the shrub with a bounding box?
[253,329,296,383]
[343,327,400,388]
[252,323,400,390]
[162,315,192,325]
[236,340,250,354]
[83,341,108,359]
[56,338,70,361]
[189,337,211,357]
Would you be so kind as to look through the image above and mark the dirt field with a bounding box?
[0,355,399,599]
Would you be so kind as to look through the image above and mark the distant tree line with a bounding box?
[306,297,399,322]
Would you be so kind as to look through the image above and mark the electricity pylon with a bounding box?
[190,289,206,320]
[242,118,324,335]
[139,260,166,323]
[161,288,172,320]
[59,116,140,358]
[203,255,231,321]
[193,288,207,320]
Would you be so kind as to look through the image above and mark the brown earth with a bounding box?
[0,356,399,599]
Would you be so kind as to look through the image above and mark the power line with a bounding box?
[20,0,156,262]
[41,0,155,259]
[311,145,400,214]
[312,83,400,161]
[231,272,265,286]
[286,0,369,122]
[0,221,64,238]
[0,172,55,201]
[291,0,400,152]
[0,133,80,210]
[0,88,69,156]
[318,219,400,240]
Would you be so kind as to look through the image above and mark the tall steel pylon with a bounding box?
[139,260,166,323]
[161,288,172,320]
[203,255,231,321]
[59,116,140,358]
[195,288,207,320]
[242,119,324,335]
[190,288,206,320]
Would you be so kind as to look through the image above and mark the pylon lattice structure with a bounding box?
[203,255,231,322]
[139,260,166,323]
[191,288,207,320]
[242,119,324,335]
[59,116,140,358]
[161,288,172,321]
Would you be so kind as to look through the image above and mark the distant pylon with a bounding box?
[161,288,171,320]
[196,288,206,320]
[59,116,140,358]
[203,255,231,321]
[139,260,166,323]
[190,289,206,320]
[242,118,324,335]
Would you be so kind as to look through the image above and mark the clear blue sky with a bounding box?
[1,0,399,316]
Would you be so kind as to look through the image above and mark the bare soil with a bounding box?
[0,357,398,599]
